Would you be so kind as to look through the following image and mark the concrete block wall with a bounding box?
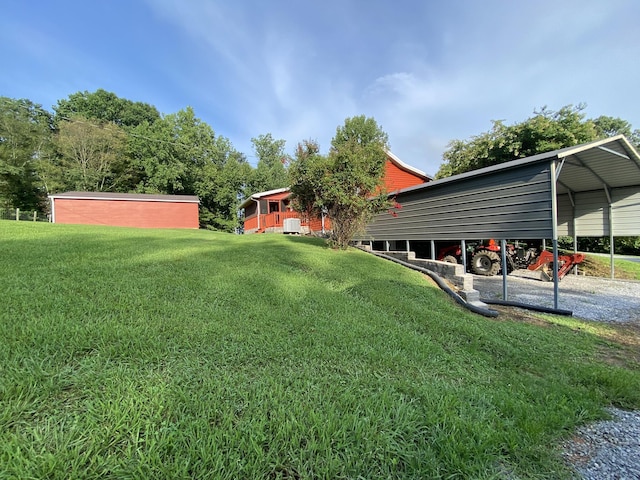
[375,251,481,304]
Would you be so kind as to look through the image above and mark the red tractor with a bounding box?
[467,239,539,276]
[437,239,527,275]
[527,250,586,281]
[437,240,584,280]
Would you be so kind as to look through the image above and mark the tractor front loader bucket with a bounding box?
[527,250,585,281]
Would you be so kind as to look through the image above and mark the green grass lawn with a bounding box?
[1,222,639,479]
[582,253,640,280]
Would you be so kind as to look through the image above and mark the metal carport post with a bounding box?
[550,159,560,310]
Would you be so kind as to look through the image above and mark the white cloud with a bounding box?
[128,0,640,173]
[143,0,369,159]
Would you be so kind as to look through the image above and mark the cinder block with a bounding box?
[459,289,480,303]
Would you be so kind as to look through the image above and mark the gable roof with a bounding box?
[238,187,290,209]
[239,151,430,209]
[396,135,640,197]
[385,150,432,181]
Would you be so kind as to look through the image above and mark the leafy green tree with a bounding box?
[128,114,188,195]
[435,104,637,178]
[54,89,160,128]
[0,97,53,210]
[129,106,246,230]
[196,149,251,232]
[289,116,390,249]
[326,116,391,248]
[248,133,289,194]
[288,139,328,229]
[592,115,640,145]
[50,90,160,194]
[54,116,128,192]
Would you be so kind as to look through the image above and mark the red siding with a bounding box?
[54,199,199,229]
[383,160,427,193]
[308,216,330,232]
[262,192,290,201]
[242,154,428,234]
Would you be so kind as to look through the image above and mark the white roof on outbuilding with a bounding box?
[49,192,200,203]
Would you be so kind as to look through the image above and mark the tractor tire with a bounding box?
[442,255,458,264]
[471,250,501,276]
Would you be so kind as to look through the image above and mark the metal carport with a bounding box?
[360,135,640,309]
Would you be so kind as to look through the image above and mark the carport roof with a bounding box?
[400,135,640,196]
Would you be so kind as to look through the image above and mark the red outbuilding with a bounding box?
[49,192,200,229]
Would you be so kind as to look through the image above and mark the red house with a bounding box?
[49,192,200,229]
[382,150,432,193]
[240,151,431,234]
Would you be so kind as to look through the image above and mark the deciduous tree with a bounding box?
[248,133,289,194]
[55,116,128,192]
[288,139,327,229]
[435,104,638,178]
[54,89,160,128]
[129,106,247,230]
[0,97,53,209]
[196,149,251,232]
[289,116,390,248]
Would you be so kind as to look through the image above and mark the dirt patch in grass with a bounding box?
[580,256,615,277]
[488,304,555,327]
[492,303,640,368]
[580,256,637,280]
[595,323,640,368]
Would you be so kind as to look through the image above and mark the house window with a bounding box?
[268,201,280,213]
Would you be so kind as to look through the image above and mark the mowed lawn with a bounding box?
[1,222,639,479]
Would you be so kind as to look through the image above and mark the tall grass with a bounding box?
[1,222,639,479]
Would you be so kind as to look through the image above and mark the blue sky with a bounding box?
[1,0,638,175]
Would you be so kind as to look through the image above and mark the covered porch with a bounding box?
[240,187,329,234]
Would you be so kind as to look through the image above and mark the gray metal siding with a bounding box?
[556,194,574,236]
[612,188,640,235]
[358,138,640,244]
[574,190,609,236]
[552,188,640,237]
[363,162,554,241]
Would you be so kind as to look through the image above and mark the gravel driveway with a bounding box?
[472,270,640,479]
[472,269,640,324]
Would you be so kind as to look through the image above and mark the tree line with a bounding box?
[436,104,639,178]
[0,90,289,231]
[0,89,391,247]
[2,90,638,249]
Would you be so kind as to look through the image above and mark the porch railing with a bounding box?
[262,211,300,229]
[244,211,330,232]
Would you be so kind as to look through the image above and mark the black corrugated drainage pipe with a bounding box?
[361,248,499,318]
[480,298,573,316]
